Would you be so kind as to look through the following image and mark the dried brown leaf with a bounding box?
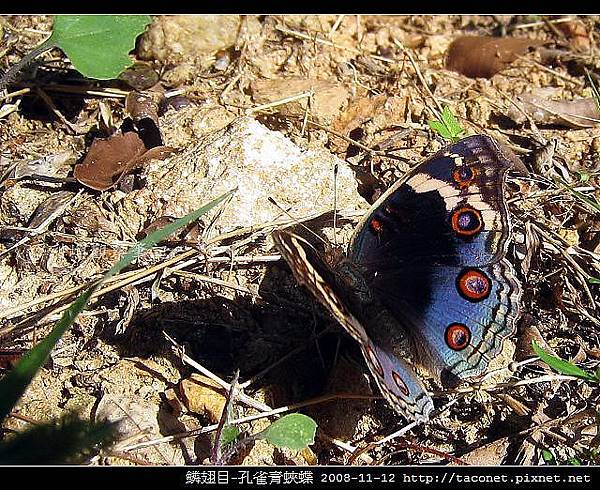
[329,95,388,153]
[507,89,600,128]
[453,436,511,465]
[179,374,227,423]
[10,152,75,181]
[515,319,557,365]
[74,132,175,191]
[446,36,544,78]
[74,132,146,191]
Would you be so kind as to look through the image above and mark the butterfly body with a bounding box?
[273,135,522,422]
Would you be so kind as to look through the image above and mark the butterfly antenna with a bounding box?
[333,162,339,248]
[268,196,328,246]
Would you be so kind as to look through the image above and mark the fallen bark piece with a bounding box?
[446,35,544,78]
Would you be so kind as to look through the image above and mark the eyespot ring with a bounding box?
[445,323,471,351]
[450,206,483,237]
[452,165,477,187]
[392,371,410,397]
[369,218,383,234]
[365,345,384,378]
[456,268,491,302]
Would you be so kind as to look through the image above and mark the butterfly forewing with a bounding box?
[348,135,522,384]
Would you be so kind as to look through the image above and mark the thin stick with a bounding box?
[513,16,574,30]
[164,332,272,413]
[120,391,377,457]
[246,90,314,115]
[211,370,240,464]
[240,326,333,389]
[328,15,345,38]
[393,37,443,118]
[267,197,329,247]
[333,163,339,248]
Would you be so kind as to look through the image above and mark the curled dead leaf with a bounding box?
[446,36,544,78]
[73,132,175,191]
[507,88,599,128]
[74,132,145,191]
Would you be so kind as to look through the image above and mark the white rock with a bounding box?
[116,117,368,239]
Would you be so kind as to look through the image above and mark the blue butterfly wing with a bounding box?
[361,261,520,385]
[348,135,522,383]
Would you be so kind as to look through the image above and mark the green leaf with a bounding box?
[0,414,116,464]
[258,414,317,451]
[576,170,591,183]
[220,425,240,448]
[542,448,556,465]
[0,189,236,423]
[441,106,465,140]
[589,276,600,285]
[428,106,465,142]
[428,120,452,139]
[43,15,152,80]
[568,457,582,465]
[564,185,600,214]
[532,340,597,382]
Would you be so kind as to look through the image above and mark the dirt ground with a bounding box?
[1,15,600,465]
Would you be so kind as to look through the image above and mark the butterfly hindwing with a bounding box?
[273,230,434,421]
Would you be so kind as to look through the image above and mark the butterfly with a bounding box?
[272,135,522,422]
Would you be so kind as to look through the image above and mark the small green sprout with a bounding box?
[428,106,466,142]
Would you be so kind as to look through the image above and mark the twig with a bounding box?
[211,370,240,464]
[246,90,314,115]
[393,37,443,119]
[164,332,271,413]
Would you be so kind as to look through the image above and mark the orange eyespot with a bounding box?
[392,371,410,397]
[370,218,383,234]
[452,165,477,187]
[445,323,471,351]
[451,206,483,237]
[456,268,491,301]
[365,345,384,377]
